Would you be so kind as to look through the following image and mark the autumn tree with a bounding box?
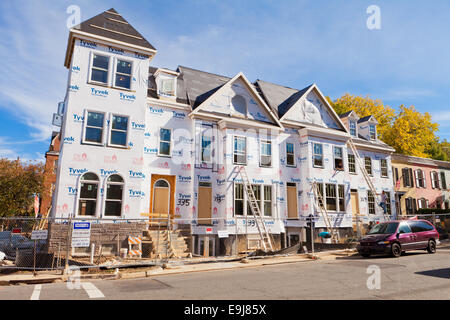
[331,94,396,141]
[0,158,44,217]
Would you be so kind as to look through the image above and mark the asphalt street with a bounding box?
[0,247,449,300]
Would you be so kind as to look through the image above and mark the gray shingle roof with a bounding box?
[74,8,156,51]
[339,111,353,118]
[255,80,313,118]
[357,115,374,123]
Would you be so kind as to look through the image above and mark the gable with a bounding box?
[195,76,279,125]
[283,89,342,130]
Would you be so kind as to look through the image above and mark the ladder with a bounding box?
[347,139,391,222]
[237,166,274,252]
[311,182,340,244]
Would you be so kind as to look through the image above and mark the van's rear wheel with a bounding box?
[391,243,401,257]
[427,240,436,254]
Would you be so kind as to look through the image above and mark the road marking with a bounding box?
[30,285,42,300]
[81,282,105,299]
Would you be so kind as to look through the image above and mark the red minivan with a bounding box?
[357,220,439,258]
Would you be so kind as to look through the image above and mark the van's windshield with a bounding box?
[368,222,399,235]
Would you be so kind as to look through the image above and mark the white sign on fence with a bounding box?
[217,230,229,238]
[71,222,91,248]
[31,230,48,240]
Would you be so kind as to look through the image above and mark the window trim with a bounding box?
[367,190,375,215]
[112,57,133,91]
[286,142,296,167]
[107,113,130,149]
[349,120,357,137]
[233,135,247,165]
[158,127,172,157]
[369,124,377,140]
[82,110,106,146]
[380,159,388,178]
[259,139,272,168]
[364,156,373,176]
[102,174,125,218]
[201,130,213,164]
[348,153,356,174]
[88,52,111,86]
[233,182,272,217]
[76,172,100,218]
[333,146,344,171]
[313,143,324,168]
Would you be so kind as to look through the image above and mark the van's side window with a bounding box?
[398,223,412,234]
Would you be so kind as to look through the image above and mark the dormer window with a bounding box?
[161,79,175,96]
[369,124,376,140]
[349,121,357,137]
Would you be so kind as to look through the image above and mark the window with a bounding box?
[348,154,356,173]
[263,186,272,217]
[349,121,357,137]
[431,171,440,189]
[247,185,261,215]
[233,136,246,165]
[380,159,388,178]
[367,191,375,214]
[365,157,372,175]
[159,128,171,156]
[234,183,244,216]
[415,169,426,188]
[78,173,99,216]
[286,143,295,167]
[84,111,105,144]
[394,167,399,184]
[161,79,175,96]
[114,59,132,89]
[104,175,124,217]
[338,185,345,212]
[385,192,392,214]
[369,124,376,140]
[417,198,428,209]
[402,168,414,187]
[405,197,416,215]
[313,143,323,167]
[232,95,247,117]
[333,146,344,170]
[409,220,434,232]
[53,160,58,174]
[90,54,109,84]
[316,183,325,209]
[325,184,337,211]
[441,172,447,190]
[109,115,128,147]
[260,140,272,167]
[201,133,212,163]
[398,222,412,234]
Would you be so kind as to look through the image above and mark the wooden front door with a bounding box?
[351,191,360,231]
[287,183,298,219]
[150,174,176,221]
[198,184,212,225]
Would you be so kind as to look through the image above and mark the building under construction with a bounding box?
[49,8,397,257]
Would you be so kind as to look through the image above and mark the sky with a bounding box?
[0,0,449,162]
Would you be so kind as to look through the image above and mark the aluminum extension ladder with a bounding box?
[311,182,340,244]
[238,166,274,252]
[347,139,391,222]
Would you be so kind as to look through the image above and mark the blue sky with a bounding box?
[0,0,449,162]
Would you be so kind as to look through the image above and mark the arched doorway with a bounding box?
[153,179,170,216]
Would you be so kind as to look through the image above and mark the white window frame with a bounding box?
[263,185,273,217]
[364,157,373,176]
[113,57,134,91]
[286,142,296,167]
[102,174,125,218]
[349,121,357,137]
[260,139,272,168]
[88,51,111,86]
[348,154,356,174]
[369,124,377,140]
[201,130,213,164]
[313,143,324,168]
[367,191,375,215]
[160,78,175,97]
[333,146,344,171]
[82,110,106,146]
[107,113,130,148]
[75,172,100,218]
[380,159,388,178]
[234,182,245,216]
[233,135,247,165]
[158,127,172,157]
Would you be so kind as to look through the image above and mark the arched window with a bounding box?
[232,95,247,117]
[78,173,99,216]
[104,174,124,217]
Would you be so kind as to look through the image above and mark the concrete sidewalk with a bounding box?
[0,249,354,285]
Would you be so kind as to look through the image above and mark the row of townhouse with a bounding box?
[47,8,447,256]
[391,154,450,215]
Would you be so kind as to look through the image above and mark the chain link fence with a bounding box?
[0,213,448,273]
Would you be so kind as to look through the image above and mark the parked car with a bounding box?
[0,231,46,260]
[357,220,439,258]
